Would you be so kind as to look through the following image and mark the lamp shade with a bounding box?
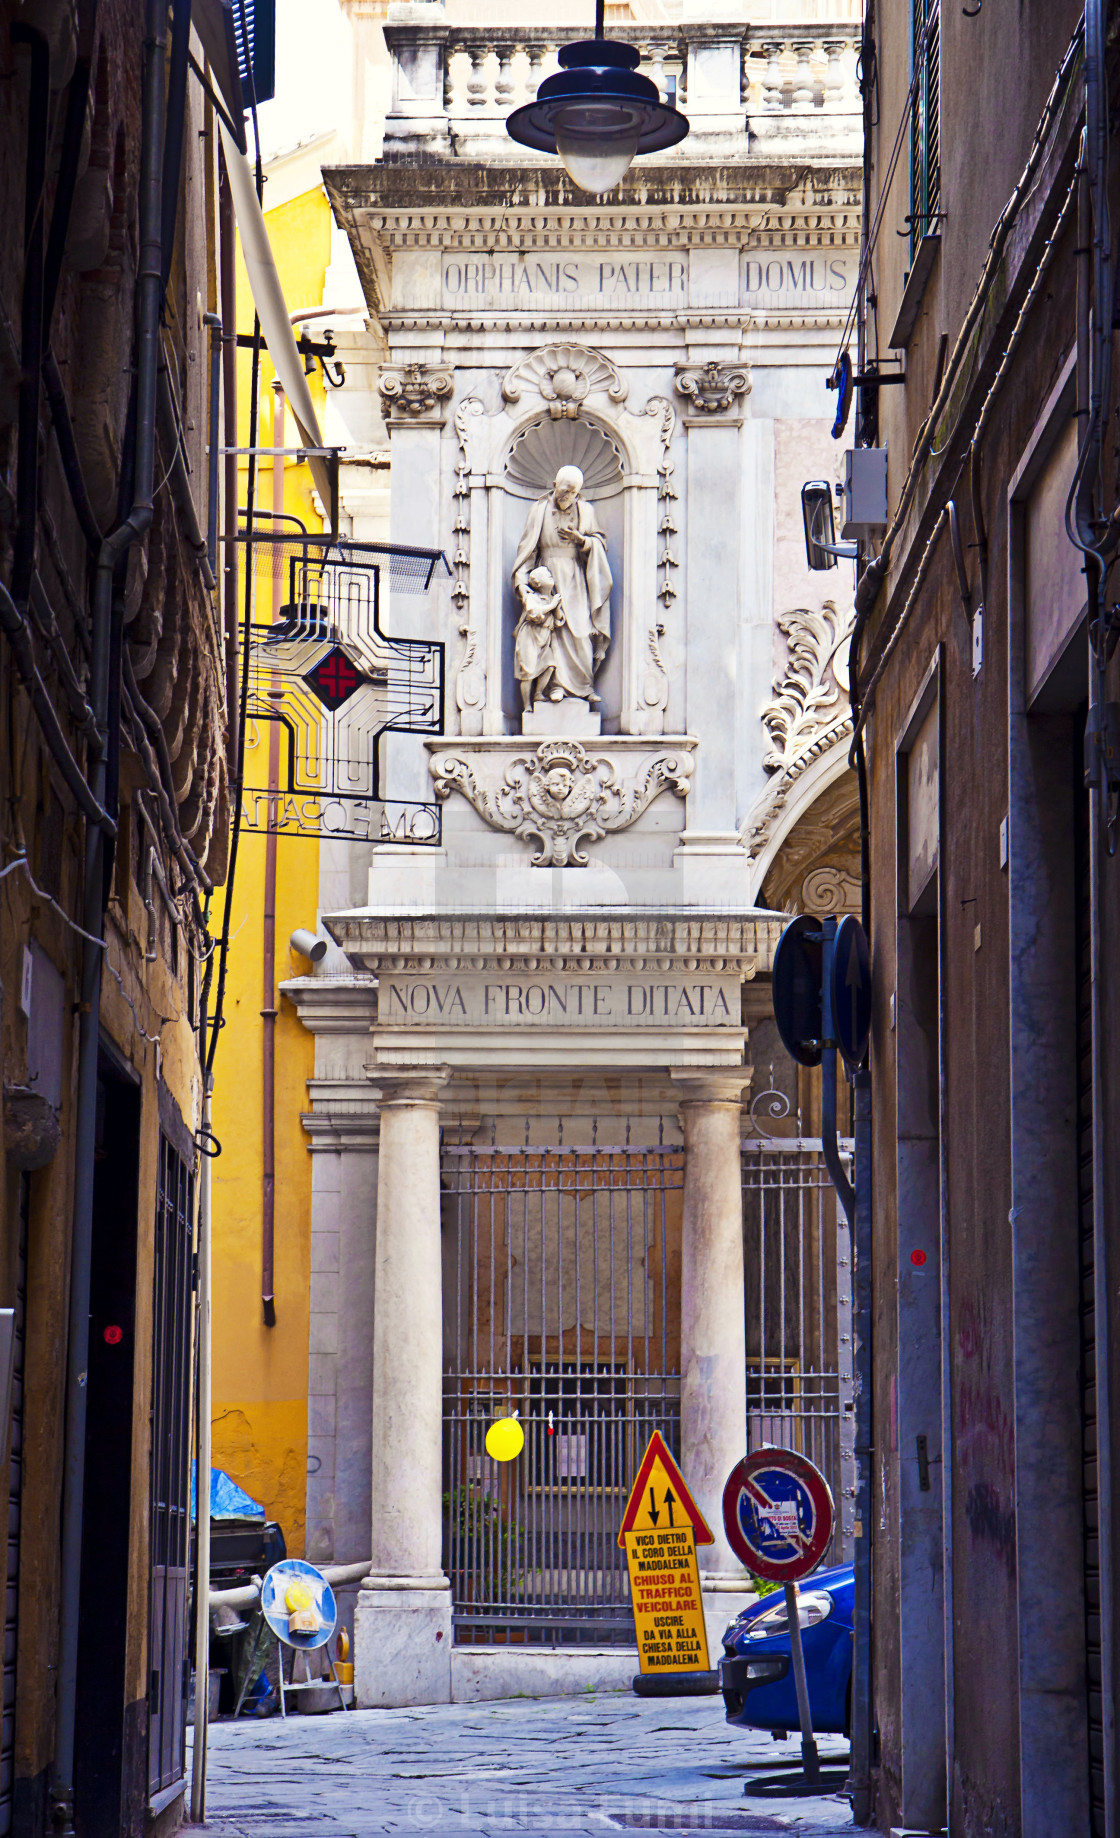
[507,40,688,193]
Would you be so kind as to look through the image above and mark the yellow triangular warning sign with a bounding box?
[617,1430,713,1547]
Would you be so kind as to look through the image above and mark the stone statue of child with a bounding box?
[513,565,565,711]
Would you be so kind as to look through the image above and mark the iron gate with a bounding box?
[441,1127,682,1645]
[441,1125,854,1647]
[741,1140,855,1564]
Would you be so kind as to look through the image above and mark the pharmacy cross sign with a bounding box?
[239,532,448,843]
[304,645,363,710]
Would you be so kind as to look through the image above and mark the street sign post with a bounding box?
[770,909,872,1809]
[619,1432,715,1687]
[723,1449,837,1794]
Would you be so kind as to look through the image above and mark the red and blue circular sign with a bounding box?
[722,1448,835,1583]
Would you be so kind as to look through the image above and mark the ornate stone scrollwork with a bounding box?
[502,343,628,418]
[451,397,486,733]
[744,599,855,864]
[378,362,454,425]
[762,601,853,773]
[429,738,694,867]
[673,360,751,414]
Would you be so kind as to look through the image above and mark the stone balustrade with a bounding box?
[382,15,862,160]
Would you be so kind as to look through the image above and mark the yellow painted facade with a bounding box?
[210,180,334,1552]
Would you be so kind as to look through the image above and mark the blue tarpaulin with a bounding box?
[191,1462,266,1522]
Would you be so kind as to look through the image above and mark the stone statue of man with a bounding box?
[512,465,612,707]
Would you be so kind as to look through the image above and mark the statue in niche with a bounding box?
[512,465,612,710]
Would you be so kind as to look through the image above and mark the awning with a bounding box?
[218,121,334,511]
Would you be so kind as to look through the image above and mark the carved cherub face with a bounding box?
[542,764,573,804]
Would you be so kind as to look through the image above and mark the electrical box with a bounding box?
[841,448,888,538]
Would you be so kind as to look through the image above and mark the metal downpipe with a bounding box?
[50,3,168,1827]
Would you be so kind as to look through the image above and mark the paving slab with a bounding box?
[194,1692,855,1838]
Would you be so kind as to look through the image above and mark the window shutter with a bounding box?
[910,0,941,256]
[234,0,276,107]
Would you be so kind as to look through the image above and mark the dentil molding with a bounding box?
[428,736,697,867]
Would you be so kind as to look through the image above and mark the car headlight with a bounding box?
[744,1590,834,1639]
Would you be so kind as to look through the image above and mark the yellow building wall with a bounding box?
[210,182,333,1552]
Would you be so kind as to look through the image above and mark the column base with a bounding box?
[699,1571,760,1662]
[354,1575,453,1707]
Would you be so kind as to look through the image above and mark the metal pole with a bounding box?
[784,1582,821,1784]
[848,1068,873,1825]
[190,1089,213,1822]
[816,915,872,1821]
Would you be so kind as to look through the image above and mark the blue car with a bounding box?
[718,1563,854,1737]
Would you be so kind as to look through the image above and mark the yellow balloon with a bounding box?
[285,1580,314,1613]
[485,1417,525,1462]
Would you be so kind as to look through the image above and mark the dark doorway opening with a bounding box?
[74,1057,141,1838]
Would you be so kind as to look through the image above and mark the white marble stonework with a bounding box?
[290,0,861,1710]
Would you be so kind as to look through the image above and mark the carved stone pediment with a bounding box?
[378,361,454,425]
[674,361,751,415]
[502,343,627,418]
[428,736,696,867]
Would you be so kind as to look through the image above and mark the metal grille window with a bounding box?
[741,1141,855,1567]
[441,1128,682,1647]
[147,1135,195,1799]
[910,0,941,258]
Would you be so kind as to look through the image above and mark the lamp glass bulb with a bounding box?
[553,104,641,192]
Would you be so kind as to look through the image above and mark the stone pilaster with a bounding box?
[355,1063,453,1707]
[671,1069,758,1653]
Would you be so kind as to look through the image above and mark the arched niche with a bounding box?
[496,413,630,732]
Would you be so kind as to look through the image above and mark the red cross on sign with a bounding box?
[305,647,363,710]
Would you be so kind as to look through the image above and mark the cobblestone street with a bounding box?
[197,1693,855,1836]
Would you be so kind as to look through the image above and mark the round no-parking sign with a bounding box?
[722,1448,835,1583]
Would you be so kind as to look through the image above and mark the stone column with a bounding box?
[354,1064,452,1707]
[671,1069,756,1653]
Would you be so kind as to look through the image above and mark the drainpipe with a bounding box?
[261,384,284,1328]
[219,152,239,761]
[51,4,167,1829]
[190,1081,213,1823]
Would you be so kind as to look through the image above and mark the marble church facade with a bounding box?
[287,1,863,1706]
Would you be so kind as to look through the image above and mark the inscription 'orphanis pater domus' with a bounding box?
[379,973,741,1027]
[440,252,856,305]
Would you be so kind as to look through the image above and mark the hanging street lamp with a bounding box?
[505,0,688,194]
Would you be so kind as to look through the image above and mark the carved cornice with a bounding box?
[379,311,849,336]
[674,360,752,414]
[429,737,695,867]
[377,361,454,425]
[323,911,785,976]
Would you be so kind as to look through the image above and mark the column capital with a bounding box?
[366,1063,451,1107]
[670,1068,752,1108]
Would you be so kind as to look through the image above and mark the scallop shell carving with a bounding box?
[504,415,625,500]
[502,343,628,414]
